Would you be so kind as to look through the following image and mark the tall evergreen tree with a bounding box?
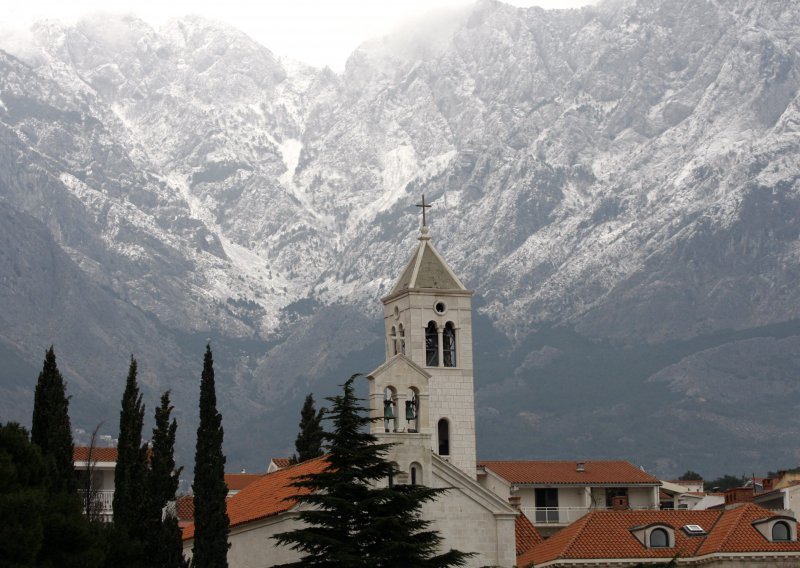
[192,344,230,568]
[144,391,186,568]
[292,393,325,463]
[112,356,148,533]
[30,346,75,492]
[274,375,473,568]
[29,348,104,568]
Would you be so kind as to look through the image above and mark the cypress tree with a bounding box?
[274,375,473,568]
[30,346,75,492]
[144,391,186,568]
[192,344,229,568]
[29,348,104,567]
[292,393,325,463]
[112,356,148,533]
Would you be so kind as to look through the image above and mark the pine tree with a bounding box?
[144,391,186,568]
[273,375,473,568]
[112,356,148,533]
[30,346,75,492]
[292,393,325,463]
[192,344,230,568]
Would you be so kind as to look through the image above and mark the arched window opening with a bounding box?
[398,324,406,355]
[383,387,397,433]
[425,321,439,366]
[773,521,791,542]
[405,388,419,433]
[443,322,456,367]
[390,326,397,356]
[437,418,450,456]
[650,528,669,548]
[388,462,399,488]
[410,463,422,485]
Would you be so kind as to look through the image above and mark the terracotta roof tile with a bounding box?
[224,473,263,491]
[73,446,118,462]
[517,504,800,567]
[515,513,543,556]
[270,458,293,469]
[479,460,660,485]
[182,456,328,541]
[175,495,194,523]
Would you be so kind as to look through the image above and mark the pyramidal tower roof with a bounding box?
[388,226,467,296]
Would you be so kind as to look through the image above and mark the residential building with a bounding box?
[478,460,660,536]
[73,446,117,522]
[754,481,800,519]
[518,503,800,567]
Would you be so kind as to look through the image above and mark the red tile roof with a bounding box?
[182,456,328,540]
[515,512,543,556]
[270,458,293,469]
[224,473,263,491]
[73,446,118,462]
[175,495,195,523]
[479,460,660,485]
[517,504,800,567]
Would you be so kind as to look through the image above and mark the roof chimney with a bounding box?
[576,462,585,472]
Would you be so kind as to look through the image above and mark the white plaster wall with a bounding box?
[629,487,657,508]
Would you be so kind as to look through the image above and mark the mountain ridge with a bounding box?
[1,0,799,477]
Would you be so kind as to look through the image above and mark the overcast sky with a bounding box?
[3,0,597,70]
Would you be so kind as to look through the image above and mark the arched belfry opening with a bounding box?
[405,387,419,432]
[443,322,456,367]
[398,324,406,355]
[425,321,439,366]
[383,387,398,432]
[390,326,397,356]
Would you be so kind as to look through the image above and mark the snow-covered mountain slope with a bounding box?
[1,0,800,476]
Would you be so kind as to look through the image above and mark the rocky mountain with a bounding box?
[1,0,799,477]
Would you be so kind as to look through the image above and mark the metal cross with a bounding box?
[416,194,432,227]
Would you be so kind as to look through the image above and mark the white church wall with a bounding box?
[424,486,517,568]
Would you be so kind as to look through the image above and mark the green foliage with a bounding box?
[0,422,46,566]
[112,356,148,534]
[1,421,103,568]
[274,375,474,568]
[292,393,325,463]
[192,344,230,568]
[30,346,75,493]
[144,391,186,568]
[678,470,703,481]
[704,474,748,492]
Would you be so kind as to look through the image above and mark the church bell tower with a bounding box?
[368,196,477,480]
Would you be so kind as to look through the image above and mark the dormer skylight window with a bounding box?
[683,524,706,536]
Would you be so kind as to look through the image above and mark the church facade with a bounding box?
[183,220,519,567]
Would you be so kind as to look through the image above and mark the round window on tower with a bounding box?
[434,301,446,315]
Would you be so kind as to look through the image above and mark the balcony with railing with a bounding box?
[521,505,658,525]
[78,489,114,522]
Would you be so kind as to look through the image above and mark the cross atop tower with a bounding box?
[416,194,432,227]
